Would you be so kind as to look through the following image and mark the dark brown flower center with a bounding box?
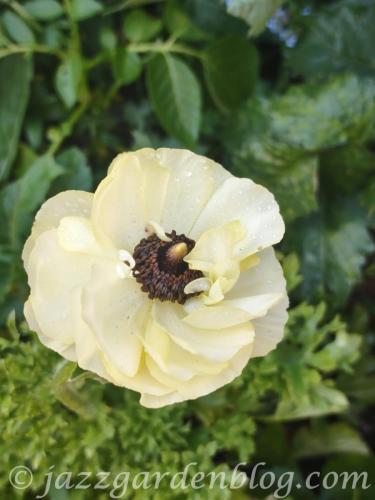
[132,230,203,304]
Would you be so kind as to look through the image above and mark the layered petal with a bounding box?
[153,302,254,362]
[156,148,231,235]
[251,296,289,358]
[22,190,93,271]
[143,319,227,382]
[26,228,94,347]
[141,343,254,409]
[189,177,284,258]
[81,260,148,378]
[91,150,170,251]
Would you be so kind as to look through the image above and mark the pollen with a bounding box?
[132,230,203,304]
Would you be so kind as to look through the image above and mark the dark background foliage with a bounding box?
[0,0,374,498]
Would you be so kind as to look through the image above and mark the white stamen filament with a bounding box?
[184,277,211,295]
[146,221,172,242]
[118,249,136,269]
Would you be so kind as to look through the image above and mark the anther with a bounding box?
[132,231,203,304]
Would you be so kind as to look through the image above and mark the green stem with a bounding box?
[47,99,89,156]
[128,41,203,59]
[0,44,63,60]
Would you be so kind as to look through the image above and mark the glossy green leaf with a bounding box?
[71,0,102,21]
[111,48,142,86]
[0,55,32,181]
[289,6,375,77]
[123,9,162,42]
[54,53,82,109]
[24,0,63,21]
[290,200,374,307]
[2,11,35,44]
[230,74,375,223]
[262,75,375,150]
[146,53,201,147]
[0,155,62,248]
[204,35,258,112]
[187,0,247,36]
[164,0,206,41]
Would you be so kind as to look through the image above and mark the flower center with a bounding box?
[132,231,203,304]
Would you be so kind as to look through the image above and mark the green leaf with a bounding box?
[100,26,117,50]
[111,48,142,86]
[2,10,35,44]
[289,5,375,78]
[164,0,206,41]
[54,53,82,109]
[230,74,375,222]
[309,331,362,373]
[123,9,162,42]
[290,199,374,307]
[187,0,247,37]
[281,253,302,293]
[294,422,370,458]
[52,147,93,193]
[146,53,201,147]
[0,155,63,249]
[226,0,283,36]
[51,360,77,387]
[24,0,63,21]
[272,383,349,420]
[54,380,97,420]
[260,75,375,151]
[0,55,32,181]
[203,35,258,112]
[71,0,102,21]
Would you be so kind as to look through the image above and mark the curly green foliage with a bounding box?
[0,283,363,498]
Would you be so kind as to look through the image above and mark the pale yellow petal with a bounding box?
[22,190,93,271]
[91,151,169,251]
[185,220,245,298]
[24,297,77,362]
[226,248,286,299]
[140,391,183,408]
[183,305,251,329]
[57,216,116,257]
[143,319,227,382]
[81,260,147,378]
[153,302,254,362]
[141,343,254,408]
[190,177,284,258]
[26,229,94,346]
[223,294,283,320]
[156,148,231,235]
[251,296,289,357]
[100,354,173,396]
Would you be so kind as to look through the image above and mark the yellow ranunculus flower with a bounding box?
[22,148,288,408]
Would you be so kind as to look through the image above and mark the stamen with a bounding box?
[184,277,211,295]
[132,230,204,304]
[146,221,172,242]
[166,242,188,264]
[118,249,135,269]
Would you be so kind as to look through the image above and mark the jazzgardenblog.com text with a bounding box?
[9,461,371,498]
